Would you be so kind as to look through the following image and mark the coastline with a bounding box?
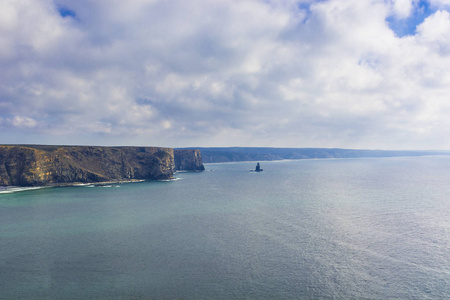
[0,178,180,194]
[50,179,147,187]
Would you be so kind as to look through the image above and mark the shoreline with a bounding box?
[0,177,180,194]
[49,179,147,187]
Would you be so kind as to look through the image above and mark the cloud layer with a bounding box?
[1,0,450,149]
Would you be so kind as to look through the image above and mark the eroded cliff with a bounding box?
[174,149,205,171]
[0,145,175,186]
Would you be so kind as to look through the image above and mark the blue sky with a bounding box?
[387,0,432,36]
[1,0,450,149]
[57,6,76,19]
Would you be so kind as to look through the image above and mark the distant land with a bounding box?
[177,147,450,163]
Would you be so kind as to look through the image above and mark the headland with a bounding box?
[0,145,204,187]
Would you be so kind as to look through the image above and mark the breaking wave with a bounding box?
[0,186,47,194]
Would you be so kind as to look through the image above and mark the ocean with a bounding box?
[1,156,450,299]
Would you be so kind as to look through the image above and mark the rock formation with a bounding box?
[0,145,206,186]
[0,145,179,186]
[174,149,205,171]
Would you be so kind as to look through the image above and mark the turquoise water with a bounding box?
[1,157,450,299]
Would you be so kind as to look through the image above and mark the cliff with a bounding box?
[174,149,205,171]
[0,145,175,186]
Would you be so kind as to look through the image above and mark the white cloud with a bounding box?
[429,0,450,8]
[416,10,450,53]
[11,116,37,128]
[391,0,414,18]
[1,0,450,149]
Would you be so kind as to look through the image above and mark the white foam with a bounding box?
[160,177,182,182]
[82,184,121,188]
[0,186,46,194]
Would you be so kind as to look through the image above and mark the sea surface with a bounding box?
[1,156,450,299]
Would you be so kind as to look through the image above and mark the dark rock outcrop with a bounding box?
[174,149,205,171]
[0,145,175,186]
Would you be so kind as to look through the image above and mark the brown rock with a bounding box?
[0,145,175,186]
[174,149,205,171]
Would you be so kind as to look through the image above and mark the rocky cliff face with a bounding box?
[0,145,175,186]
[174,149,205,171]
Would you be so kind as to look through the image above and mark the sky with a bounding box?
[1,0,450,149]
